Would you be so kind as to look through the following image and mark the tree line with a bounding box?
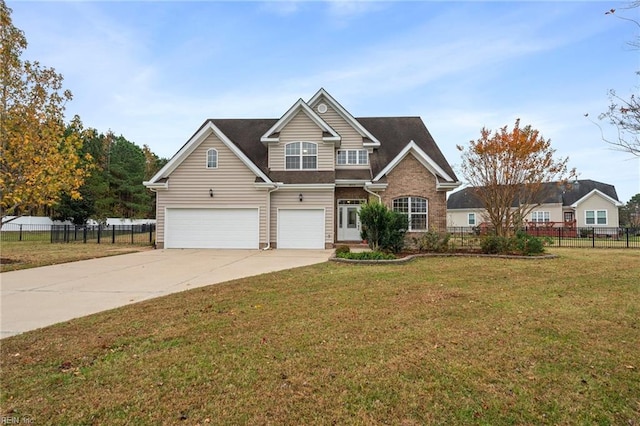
[0,1,166,227]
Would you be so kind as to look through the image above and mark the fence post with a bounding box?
[131,225,134,244]
[149,224,153,244]
[592,227,595,248]
[83,226,87,244]
[112,226,116,244]
[626,227,629,248]
[19,224,22,241]
[558,227,561,247]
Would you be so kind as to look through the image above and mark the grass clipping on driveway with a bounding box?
[1,249,639,425]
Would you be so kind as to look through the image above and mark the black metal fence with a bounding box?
[1,223,155,245]
[446,227,640,249]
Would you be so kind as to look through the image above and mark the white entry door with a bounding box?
[337,204,361,241]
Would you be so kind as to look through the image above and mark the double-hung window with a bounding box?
[285,142,317,170]
[336,149,368,165]
[586,210,607,225]
[393,197,428,231]
[206,148,218,169]
[468,213,476,226]
[531,211,550,223]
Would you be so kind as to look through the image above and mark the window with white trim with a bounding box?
[468,213,476,226]
[531,211,550,223]
[586,210,607,225]
[393,197,428,231]
[336,149,368,165]
[206,148,218,169]
[285,142,317,170]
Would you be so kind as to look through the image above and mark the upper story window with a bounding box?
[285,142,317,170]
[586,210,607,225]
[468,213,476,226]
[393,196,428,231]
[531,211,550,223]
[206,148,218,169]
[337,149,368,166]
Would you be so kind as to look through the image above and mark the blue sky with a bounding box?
[8,0,640,202]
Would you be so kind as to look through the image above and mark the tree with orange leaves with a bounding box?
[1,0,89,227]
[457,119,576,237]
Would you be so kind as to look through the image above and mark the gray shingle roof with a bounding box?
[208,116,457,183]
[447,179,620,209]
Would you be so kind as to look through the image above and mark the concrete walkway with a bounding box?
[0,248,333,338]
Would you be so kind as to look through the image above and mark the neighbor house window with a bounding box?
[586,210,607,225]
[336,149,368,165]
[285,142,317,170]
[393,197,428,231]
[531,211,550,223]
[468,213,476,226]
[206,148,218,169]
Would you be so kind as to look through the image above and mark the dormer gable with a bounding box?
[308,88,381,148]
[260,98,341,145]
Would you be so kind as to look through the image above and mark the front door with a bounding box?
[338,202,362,241]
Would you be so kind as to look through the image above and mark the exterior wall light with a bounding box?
[299,193,303,202]
[209,189,214,197]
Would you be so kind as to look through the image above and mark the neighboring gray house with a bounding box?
[144,89,460,249]
[446,179,623,230]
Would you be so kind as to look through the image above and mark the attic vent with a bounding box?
[317,103,328,114]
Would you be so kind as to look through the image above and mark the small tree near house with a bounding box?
[457,119,576,237]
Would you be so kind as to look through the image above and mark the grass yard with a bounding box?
[0,241,152,272]
[1,249,639,425]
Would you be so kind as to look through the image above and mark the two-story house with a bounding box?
[144,89,460,249]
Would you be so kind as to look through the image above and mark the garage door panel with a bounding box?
[278,209,324,249]
[166,208,259,249]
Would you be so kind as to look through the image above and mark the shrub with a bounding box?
[514,231,545,255]
[481,232,546,255]
[413,229,451,252]
[481,235,513,254]
[336,250,396,260]
[335,245,351,256]
[358,202,408,253]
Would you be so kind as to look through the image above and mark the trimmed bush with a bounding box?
[413,229,451,252]
[481,232,546,255]
[336,250,396,260]
[358,202,408,253]
[335,245,351,256]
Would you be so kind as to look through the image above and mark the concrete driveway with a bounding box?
[0,248,333,339]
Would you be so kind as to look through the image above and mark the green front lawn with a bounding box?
[1,249,639,424]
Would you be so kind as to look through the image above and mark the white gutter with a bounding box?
[263,185,280,250]
[364,182,382,203]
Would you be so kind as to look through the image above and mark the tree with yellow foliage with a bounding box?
[457,119,576,237]
[1,0,88,227]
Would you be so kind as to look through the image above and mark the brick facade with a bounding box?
[379,154,448,231]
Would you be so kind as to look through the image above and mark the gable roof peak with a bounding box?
[259,97,340,144]
[308,88,381,147]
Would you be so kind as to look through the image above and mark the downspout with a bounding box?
[263,184,280,250]
[364,183,382,203]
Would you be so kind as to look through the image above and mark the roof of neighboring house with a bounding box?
[447,179,620,210]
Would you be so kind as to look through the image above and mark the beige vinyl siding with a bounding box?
[269,111,334,171]
[447,209,485,227]
[310,98,370,170]
[527,203,563,224]
[270,189,334,247]
[576,193,619,227]
[155,132,267,246]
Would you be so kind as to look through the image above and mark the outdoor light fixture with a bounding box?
[299,193,303,202]
[209,188,214,198]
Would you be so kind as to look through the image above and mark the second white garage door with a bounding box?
[277,209,325,249]
[165,208,259,249]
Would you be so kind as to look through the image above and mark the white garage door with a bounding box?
[278,209,325,249]
[165,208,259,249]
